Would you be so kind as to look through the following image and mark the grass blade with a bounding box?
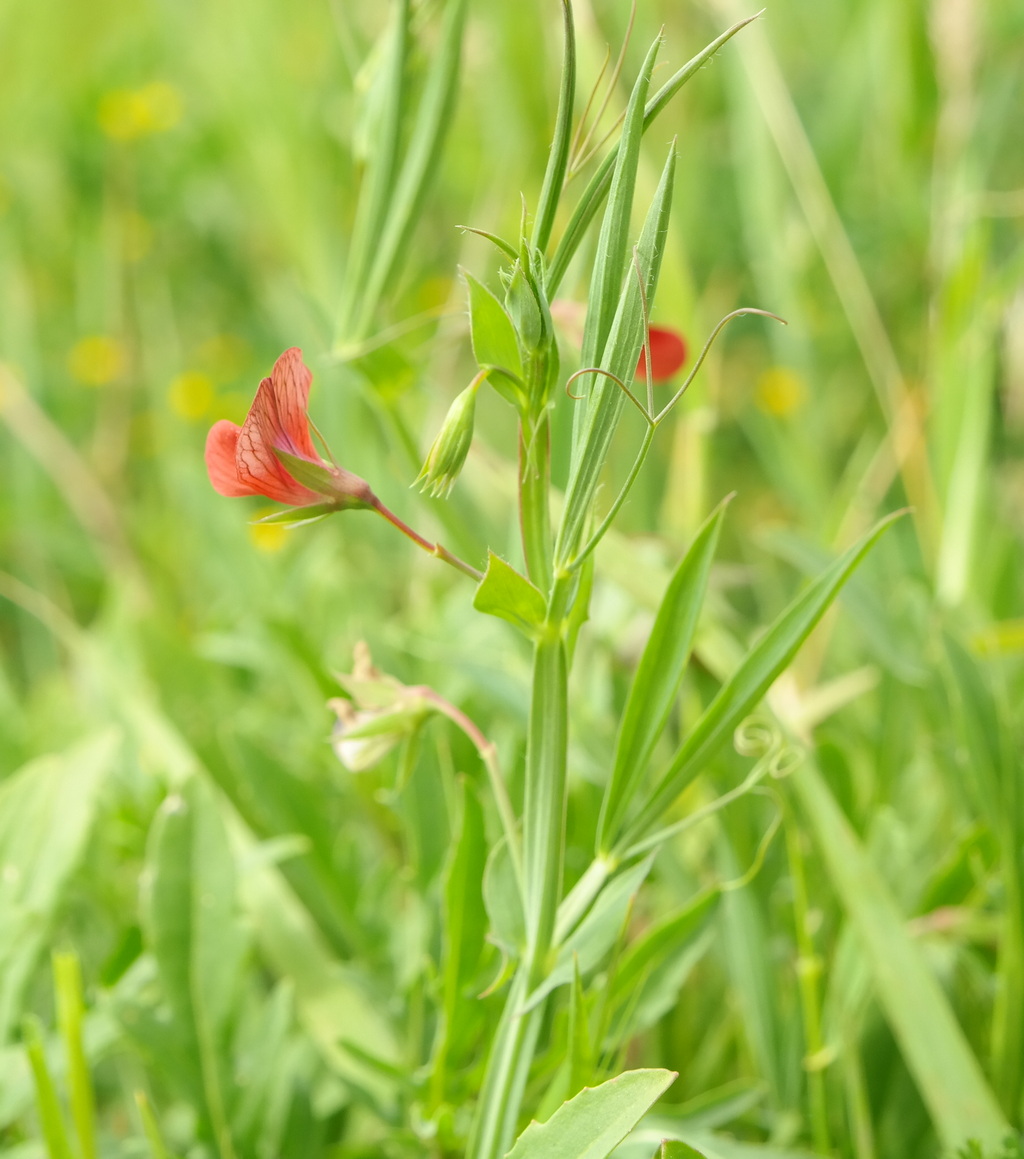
[793,758,1008,1150]
[353,0,468,339]
[23,1016,74,1159]
[53,953,97,1159]
[337,0,410,340]
[142,778,244,1159]
[0,732,116,1042]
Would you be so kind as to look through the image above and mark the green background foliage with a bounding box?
[0,0,1022,1156]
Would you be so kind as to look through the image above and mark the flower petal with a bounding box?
[266,347,319,459]
[235,398,323,505]
[638,325,687,382]
[234,349,323,505]
[205,420,258,497]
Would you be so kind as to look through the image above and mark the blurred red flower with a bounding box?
[205,347,372,508]
[637,325,687,382]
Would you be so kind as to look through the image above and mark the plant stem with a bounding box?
[370,496,483,580]
[466,972,544,1159]
[518,410,553,594]
[469,577,572,1159]
[522,626,569,980]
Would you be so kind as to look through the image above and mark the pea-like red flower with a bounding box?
[205,347,373,509]
[637,325,687,382]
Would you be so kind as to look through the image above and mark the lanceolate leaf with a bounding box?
[619,512,904,851]
[577,33,661,423]
[794,758,1008,1150]
[547,13,762,294]
[598,498,730,853]
[523,854,656,1011]
[506,1069,677,1159]
[337,0,410,339]
[532,0,576,254]
[0,731,116,1042]
[142,777,246,1155]
[558,144,676,565]
[357,0,468,334]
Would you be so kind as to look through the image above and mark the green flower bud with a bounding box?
[504,259,544,353]
[416,379,479,499]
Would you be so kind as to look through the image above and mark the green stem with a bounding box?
[469,579,573,1159]
[467,972,544,1159]
[522,625,569,979]
[519,409,553,594]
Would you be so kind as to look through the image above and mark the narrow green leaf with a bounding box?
[484,836,526,956]
[354,0,468,337]
[338,0,410,339]
[134,1092,173,1159]
[53,953,97,1159]
[532,0,576,253]
[201,730,366,960]
[441,780,488,1014]
[619,512,904,850]
[474,551,547,636]
[578,34,661,396]
[567,959,595,1098]
[523,855,655,1011]
[506,1068,676,1159]
[23,1015,74,1159]
[794,758,1009,1150]
[606,888,719,1040]
[0,731,116,1041]
[558,145,676,566]
[142,777,245,1157]
[236,830,401,1113]
[598,499,730,853]
[716,834,787,1104]
[231,982,295,1155]
[547,14,762,294]
[943,635,1024,1116]
[253,503,337,526]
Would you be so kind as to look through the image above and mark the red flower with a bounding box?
[637,325,687,383]
[205,347,373,508]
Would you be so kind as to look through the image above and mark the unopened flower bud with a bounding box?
[416,380,479,499]
[503,256,551,356]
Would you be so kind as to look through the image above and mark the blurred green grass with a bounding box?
[1,0,1022,1155]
